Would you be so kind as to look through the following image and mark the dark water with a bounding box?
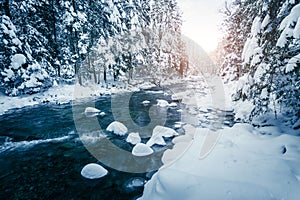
[0,88,182,200]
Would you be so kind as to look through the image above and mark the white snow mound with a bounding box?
[126,132,141,145]
[153,126,179,137]
[169,102,177,107]
[81,163,108,179]
[157,99,169,107]
[99,112,106,117]
[125,177,146,190]
[85,107,101,113]
[10,54,26,70]
[132,143,154,156]
[142,100,151,105]
[106,121,128,136]
[146,135,166,147]
[146,126,178,147]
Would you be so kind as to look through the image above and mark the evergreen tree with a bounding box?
[218,0,300,127]
[0,0,185,95]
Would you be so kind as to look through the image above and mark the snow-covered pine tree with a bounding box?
[219,0,300,127]
[141,0,183,85]
[0,14,53,96]
[218,0,257,83]
[0,0,185,95]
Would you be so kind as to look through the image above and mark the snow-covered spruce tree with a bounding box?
[0,0,185,95]
[220,0,300,127]
[79,0,184,87]
[56,0,89,82]
[218,0,257,83]
[140,0,183,85]
[274,2,300,127]
[0,14,53,96]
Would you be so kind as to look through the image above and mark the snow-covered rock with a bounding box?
[106,121,128,136]
[169,102,177,107]
[84,107,102,117]
[124,177,146,192]
[85,107,101,113]
[146,126,179,147]
[132,143,154,156]
[142,100,151,106]
[146,135,166,147]
[174,122,185,129]
[81,163,108,179]
[172,135,193,144]
[157,99,169,107]
[126,132,141,145]
[171,93,183,102]
[99,112,106,117]
[153,126,179,138]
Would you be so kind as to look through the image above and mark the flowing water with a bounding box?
[0,82,235,199]
[0,87,181,200]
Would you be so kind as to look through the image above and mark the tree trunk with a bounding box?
[51,0,60,77]
[3,0,11,18]
[104,66,107,84]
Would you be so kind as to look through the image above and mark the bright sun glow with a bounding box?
[177,0,225,52]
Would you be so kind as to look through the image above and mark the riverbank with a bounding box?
[0,80,157,116]
[140,123,300,200]
[138,78,300,200]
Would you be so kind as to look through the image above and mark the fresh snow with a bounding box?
[140,123,300,200]
[142,100,151,105]
[99,112,106,117]
[81,163,108,179]
[261,14,270,29]
[146,126,178,147]
[0,82,142,116]
[286,54,300,73]
[84,107,102,117]
[132,143,154,157]
[10,54,26,70]
[126,132,141,145]
[146,134,166,147]
[124,177,146,192]
[277,4,300,47]
[153,126,179,138]
[168,102,177,107]
[84,107,101,113]
[106,121,128,136]
[157,99,169,107]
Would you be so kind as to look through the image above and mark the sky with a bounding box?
[177,0,225,52]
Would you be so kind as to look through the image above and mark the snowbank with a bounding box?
[106,121,128,136]
[0,82,141,116]
[140,124,300,200]
[81,163,108,179]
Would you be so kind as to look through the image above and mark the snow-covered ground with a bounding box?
[0,81,156,116]
[138,76,300,200]
[140,124,300,200]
